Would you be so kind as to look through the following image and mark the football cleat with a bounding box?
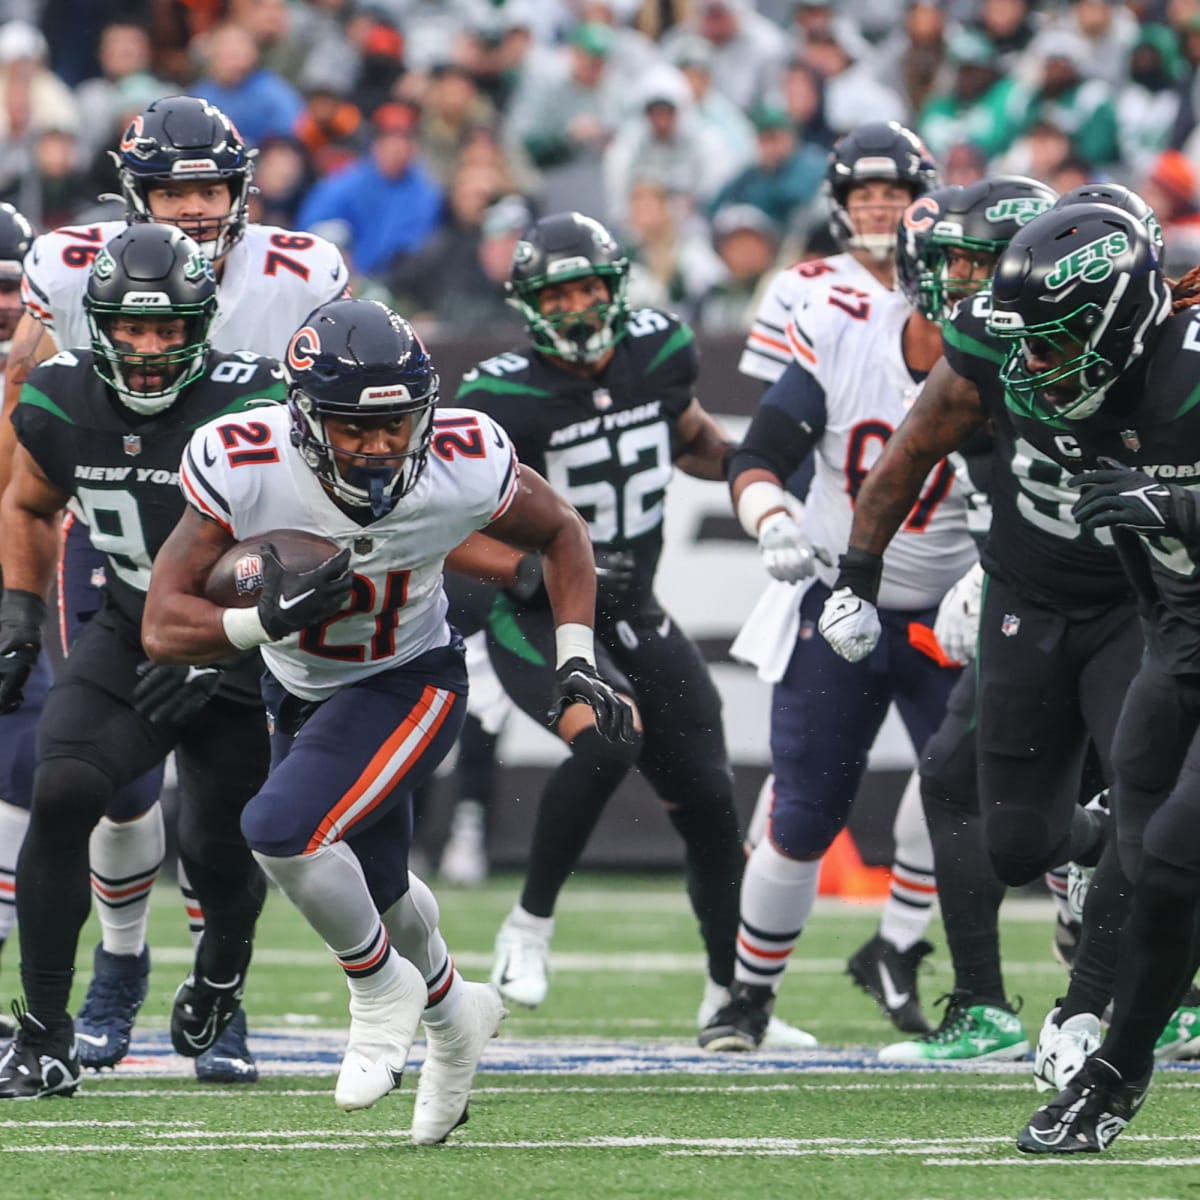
[1153,987,1200,1061]
[335,957,427,1112]
[698,982,775,1052]
[491,913,552,1008]
[878,992,1029,1064]
[696,982,817,1049]
[75,944,150,1069]
[1017,1056,1150,1154]
[439,801,488,887]
[846,934,933,1034]
[1066,862,1094,924]
[1034,1005,1102,1093]
[171,972,245,1058]
[0,1006,81,1099]
[194,1008,258,1084]
[411,981,506,1144]
[1052,913,1082,970]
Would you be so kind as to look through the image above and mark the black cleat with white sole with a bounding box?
[171,973,245,1058]
[846,934,933,1034]
[1017,1056,1150,1154]
[0,1005,81,1099]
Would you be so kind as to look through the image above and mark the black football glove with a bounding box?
[0,588,45,715]
[549,657,636,742]
[134,662,223,724]
[594,547,637,601]
[257,543,353,639]
[1069,456,1194,538]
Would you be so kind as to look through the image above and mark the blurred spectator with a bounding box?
[1052,0,1139,88]
[1117,24,1185,177]
[573,0,664,97]
[246,134,314,229]
[993,116,1075,181]
[1171,13,1200,151]
[230,0,307,86]
[872,0,948,117]
[1009,29,1120,169]
[294,68,364,178]
[454,2,546,113]
[603,65,713,224]
[6,125,87,230]
[707,104,826,231]
[919,28,1015,162]
[1139,147,1200,274]
[288,0,360,104]
[74,23,171,165]
[942,140,988,186]
[661,0,787,115]
[42,0,111,87]
[456,120,540,199]
[695,202,781,335]
[298,99,444,276]
[390,176,532,334]
[798,24,907,136]
[417,61,498,189]
[148,0,225,85]
[777,58,835,151]
[193,21,304,146]
[1048,152,1095,194]
[673,36,757,171]
[346,12,407,117]
[975,0,1042,71]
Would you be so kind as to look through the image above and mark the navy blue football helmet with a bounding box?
[113,96,256,260]
[0,201,33,353]
[285,299,440,517]
[1052,182,1164,254]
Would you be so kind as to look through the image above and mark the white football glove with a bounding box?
[933,561,984,666]
[757,510,818,583]
[818,587,881,663]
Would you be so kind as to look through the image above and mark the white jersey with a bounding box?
[791,285,977,610]
[180,405,520,701]
[739,252,892,384]
[22,221,349,359]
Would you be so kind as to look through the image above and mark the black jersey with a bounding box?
[455,308,698,615]
[13,347,285,633]
[943,293,1132,614]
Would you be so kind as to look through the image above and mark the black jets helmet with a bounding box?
[1052,182,1164,254]
[897,176,1058,322]
[113,95,256,261]
[85,223,218,415]
[285,298,439,518]
[825,121,940,261]
[507,211,630,365]
[0,202,33,354]
[987,202,1171,421]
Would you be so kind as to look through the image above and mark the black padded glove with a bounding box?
[549,657,635,742]
[258,544,352,639]
[134,662,223,724]
[0,588,44,715]
[1070,457,1192,538]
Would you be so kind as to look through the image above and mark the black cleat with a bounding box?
[171,973,245,1058]
[697,982,774,1052]
[846,934,933,1034]
[194,1008,258,1084]
[0,1005,81,1099]
[1017,1056,1150,1154]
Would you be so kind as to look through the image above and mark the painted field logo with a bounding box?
[985,197,1052,226]
[1046,231,1128,289]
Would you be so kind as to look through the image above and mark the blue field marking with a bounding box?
[74,1031,1200,1079]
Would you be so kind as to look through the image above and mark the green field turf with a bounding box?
[3,873,1197,1200]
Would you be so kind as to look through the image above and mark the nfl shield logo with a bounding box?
[592,388,613,411]
[122,434,142,456]
[353,537,373,555]
[234,553,265,597]
[1121,429,1141,451]
[1001,613,1021,638]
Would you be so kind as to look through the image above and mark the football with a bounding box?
[205,528,344,608]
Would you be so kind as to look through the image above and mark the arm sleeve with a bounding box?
[728,360,826,483]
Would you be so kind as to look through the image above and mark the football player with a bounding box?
[703,181,1032,1051]
[0,224,285,1098]
[140,297,629,1141]
[451,211,818,1047]
[0,95,349,1080]
[983,208,1200,1154]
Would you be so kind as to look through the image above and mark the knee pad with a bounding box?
[104,766,166,822]
[767,791,844,859]
[240,790,305,858]
[31,756,112,834]
[985,806,1056,886]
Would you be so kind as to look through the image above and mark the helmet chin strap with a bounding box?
[849,232,896,262]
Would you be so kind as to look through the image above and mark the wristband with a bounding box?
[222,605,273,650]
[0,587,47,632]
[832,547,884,605]
[736,479,790,539]
[555,622,595,668]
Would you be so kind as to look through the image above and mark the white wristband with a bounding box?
[555,622,595,668]
[221,605,273,650]
[736,479,790,538]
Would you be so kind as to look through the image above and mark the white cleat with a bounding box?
[411,982,506,1145]
[491,914,552,1008]
[335,958,427,1112]
[1034,1006,1102,1094]
[439,801,488,887]
[697,985,817,1050]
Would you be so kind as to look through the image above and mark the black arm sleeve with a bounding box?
[728,361,826,484]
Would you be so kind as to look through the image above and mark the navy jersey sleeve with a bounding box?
[729,360,827,483]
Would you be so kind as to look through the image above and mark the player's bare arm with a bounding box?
[0,443,68,597]
[672,398,734,481]
[0,315,56,506]
[446,531,527,587]
[848,357,988,557]
[142,507,240,664]
[484,465,596,631]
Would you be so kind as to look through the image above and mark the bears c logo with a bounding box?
[903,195,939,233]
[287,325,320,371]
[119,115,144,154]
